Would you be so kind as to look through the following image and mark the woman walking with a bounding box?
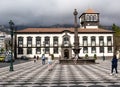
[48,54,53,71]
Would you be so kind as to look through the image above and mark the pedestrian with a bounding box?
[37,56,39,60]
[48,54,53,71]
[41,54,45,65]
[110,55,118,76]
[116,51,120,59]
[74,55,78,64]
[34,55,36,63]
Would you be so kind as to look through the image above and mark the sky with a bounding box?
[0,0,120,26]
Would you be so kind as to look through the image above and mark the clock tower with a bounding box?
[79,8,99,29]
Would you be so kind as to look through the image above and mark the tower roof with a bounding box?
[85,8,95,13]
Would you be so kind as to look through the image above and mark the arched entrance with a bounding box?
[64,49,69,59]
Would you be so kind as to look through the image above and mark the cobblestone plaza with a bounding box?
[0,59,120,87]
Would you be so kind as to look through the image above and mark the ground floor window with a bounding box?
[18,47,23,54]
[27,48,32,54]
[108,46,112,53]
[54,47,58,54]
[45,47,49,54]
[36,47,41,54]
[100,46,104,53]
[83,47,88,53]
[91,47,96,53]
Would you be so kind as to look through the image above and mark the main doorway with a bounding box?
[64,49,69,59]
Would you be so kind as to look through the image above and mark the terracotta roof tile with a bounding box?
[85,8,95,13]
[16,28,113,33]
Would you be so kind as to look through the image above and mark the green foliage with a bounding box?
[0,48,5,53]
[94,54,97,60]
[85,54,88,59]
[112,24,120,36]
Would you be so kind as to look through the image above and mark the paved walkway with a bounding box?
[0,59,120,87]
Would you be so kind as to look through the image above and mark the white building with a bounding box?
[16,9,114,59]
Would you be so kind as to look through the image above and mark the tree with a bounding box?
[112,24,120,54]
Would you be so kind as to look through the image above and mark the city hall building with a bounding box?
[16,9,114,59]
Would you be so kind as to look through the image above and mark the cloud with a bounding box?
[0,0,120,26]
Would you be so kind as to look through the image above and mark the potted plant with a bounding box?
[94,54,97,60]
[85,54,88,59]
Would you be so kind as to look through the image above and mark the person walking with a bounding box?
[34,55,36,63]
[110,55,118,76]
[37,56,39,60]
[41,54,45,65]
[48,54,53,71]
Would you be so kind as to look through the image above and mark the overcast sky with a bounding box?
[0,0,120,26]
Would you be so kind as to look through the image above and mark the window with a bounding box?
[27,48,32,54]
[100,46,104,53]
[83,47,88,53]
[91,47,96,53]
[91,36,96,46]
[54,47,58,54]
[108,46,112,53]
[36,47,41,54]
[107,36,112,46]
[99,36,104,46]
[45,37,50,45]
[45,47,49,54]
[36,37,41,47]
[18,37,23,47]
[27,37,32,47]
[83,36,88,46]
[63,35,70,46]
[18,47,23,54]
[53,36,58,45]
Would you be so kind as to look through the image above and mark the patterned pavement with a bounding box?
[0,59,120,87]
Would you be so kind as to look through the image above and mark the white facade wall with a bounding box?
[17,32,113,59]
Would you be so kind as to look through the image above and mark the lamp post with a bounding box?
[103,41,105,61]
[9,20,14,71]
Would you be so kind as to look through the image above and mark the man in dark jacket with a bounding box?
[110,55,118,75]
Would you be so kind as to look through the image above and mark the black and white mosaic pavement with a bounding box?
[0,59,120,87]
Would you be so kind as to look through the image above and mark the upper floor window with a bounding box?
[107,36,112,46]
[83,36,88,46]
[99,36,104,46]
[91,36,96,46]
[27,37,32,47]
[36,36,41,47]
[53,36,58,45]
[63,35,70,46]
[45,37,50,45]
[18,37,23,47]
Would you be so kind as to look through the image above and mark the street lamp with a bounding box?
[9,20,14,71]
[103,41,105,61]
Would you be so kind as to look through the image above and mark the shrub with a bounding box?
[94,54,97,60]
[85,54,88,59]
